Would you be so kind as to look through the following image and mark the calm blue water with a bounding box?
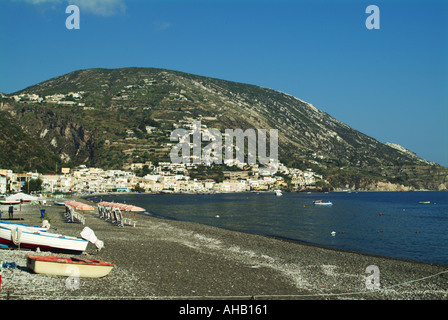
[92,191,448,265]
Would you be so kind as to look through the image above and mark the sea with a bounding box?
[90,191,448,266]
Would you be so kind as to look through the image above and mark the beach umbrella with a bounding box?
[65,201,94,211]
[128,205,146,212]
[98,201,113,207]
[114,203,129,210]
[96,201,145,226]
[5,193,38,202]
[96,201,145,211]
[5,193,38,219]
[98,201,145,212]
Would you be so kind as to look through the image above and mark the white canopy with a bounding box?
[5,193,38,202]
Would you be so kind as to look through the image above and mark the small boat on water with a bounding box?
[26,255,115,278]
[313,199,333,206]
[418,201,431,204]
[274,190,283,196]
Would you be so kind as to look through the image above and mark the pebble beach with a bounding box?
[0,199,447,301]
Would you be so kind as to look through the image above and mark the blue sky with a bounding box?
[1,0,447,166]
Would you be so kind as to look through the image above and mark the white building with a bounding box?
[0,174,7,194]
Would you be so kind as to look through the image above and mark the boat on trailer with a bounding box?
[26,255,115,278]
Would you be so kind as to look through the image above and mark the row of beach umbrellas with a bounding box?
[65,200,95,211]
[64,200,145,213]
[97,201,146,212]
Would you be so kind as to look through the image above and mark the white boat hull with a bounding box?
[0,221,48,233]
[0,224,88,253]
[313,200,333,206]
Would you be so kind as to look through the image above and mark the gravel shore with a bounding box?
[1,199,447,301]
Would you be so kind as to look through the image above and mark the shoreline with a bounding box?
[0,199,447,300]
[83,191,447,267]
[82,189,447,197]
[145,211,448,269]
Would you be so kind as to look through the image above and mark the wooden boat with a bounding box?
[313,199,333,206]
[0,224,88,253]
[26,255,115,278]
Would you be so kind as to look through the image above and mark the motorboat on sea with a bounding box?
[274,190,283,196]
[418,201,431,204]
[27,255,115,278]
[313,199,333,206]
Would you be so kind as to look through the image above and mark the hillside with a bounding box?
[1,67,447,190]
[0,110,61,173]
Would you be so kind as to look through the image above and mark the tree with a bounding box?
[133,183,145,192]
[24,178,43,193]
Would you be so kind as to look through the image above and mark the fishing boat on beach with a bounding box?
[0,223,88,253]
[26,255,115,278]
[0,220,48,232]
[313,199,333,206]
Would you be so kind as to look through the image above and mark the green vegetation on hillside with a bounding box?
[1,67,446,189]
